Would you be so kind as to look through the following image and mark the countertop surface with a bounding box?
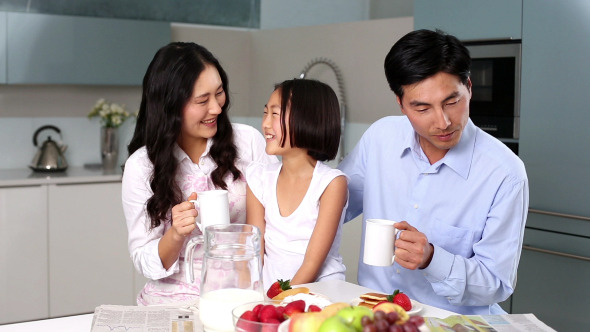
[0,166,122,187]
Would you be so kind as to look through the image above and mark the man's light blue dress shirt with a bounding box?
[339,116,528,315]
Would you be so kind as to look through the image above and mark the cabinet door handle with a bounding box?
[523,245,590,262]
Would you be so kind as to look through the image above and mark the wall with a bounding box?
[251,18,412,153]
[260,0,369,29]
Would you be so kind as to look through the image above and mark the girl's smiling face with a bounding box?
[262,89,290,155]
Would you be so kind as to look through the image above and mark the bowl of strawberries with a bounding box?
[233,299,314,332]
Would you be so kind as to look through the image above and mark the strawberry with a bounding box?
[275,306,285,318]
[259,304,281,322]
[283,300,306,318]
[307,305,322,312]
[389,289,412,311]
[239,310,259,322]
[252,303,264,317]
[266,279,292,299]
[236,310,259,332]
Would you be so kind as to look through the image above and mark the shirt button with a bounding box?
[396,269,400,274]
[414,204,419,209]
[200,160,205,165]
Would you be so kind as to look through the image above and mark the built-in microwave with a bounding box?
[465,40,521,154]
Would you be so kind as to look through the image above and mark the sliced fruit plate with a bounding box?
[350,297,424,316]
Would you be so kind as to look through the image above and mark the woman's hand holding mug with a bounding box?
[170,192,198,240]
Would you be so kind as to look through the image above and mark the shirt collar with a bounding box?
[400,118,416,158]
[438,119,476,179]
[173,138,214,163]
[401,118,476,179]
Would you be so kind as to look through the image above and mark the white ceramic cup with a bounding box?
[363,219,400,266]
[189,189,230,232]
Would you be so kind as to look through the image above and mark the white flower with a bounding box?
[88,98,135,128]
[112,115,122,125]
[111,103,124,114]
[94,98,105,108]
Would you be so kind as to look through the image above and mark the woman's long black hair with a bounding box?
[127,42,240,229]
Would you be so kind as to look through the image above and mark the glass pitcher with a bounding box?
[185,224,264,332]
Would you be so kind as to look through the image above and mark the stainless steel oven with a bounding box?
[465,40,521,154]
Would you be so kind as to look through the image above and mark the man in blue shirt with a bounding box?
[338,30,528,315]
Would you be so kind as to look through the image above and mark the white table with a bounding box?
[0,280,456,332]
[0,314,93,332]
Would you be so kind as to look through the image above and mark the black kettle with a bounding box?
[29,125,69,172]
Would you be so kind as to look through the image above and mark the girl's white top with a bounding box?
[246,160,347,290]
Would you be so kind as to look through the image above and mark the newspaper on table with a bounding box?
[90,304,202,332]
[424,313,557,332]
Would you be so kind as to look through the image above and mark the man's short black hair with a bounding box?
[384,29,471,99]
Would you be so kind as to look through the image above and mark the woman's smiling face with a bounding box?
[179,64,226,145]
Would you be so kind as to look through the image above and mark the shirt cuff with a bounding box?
[422,243,454,282]
[138,238,180,279]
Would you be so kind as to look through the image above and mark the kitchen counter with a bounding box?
[0,166,122,187]
[0,280,457,332]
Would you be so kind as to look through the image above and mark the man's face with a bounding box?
[397,72,471,164]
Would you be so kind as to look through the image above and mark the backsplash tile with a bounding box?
[0,117,134,170]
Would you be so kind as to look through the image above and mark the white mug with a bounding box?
[190,189,230,232]
[363,219,400,266]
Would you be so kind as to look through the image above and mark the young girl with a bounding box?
[246,79,348,291]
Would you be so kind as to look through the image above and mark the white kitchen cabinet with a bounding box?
[0,12,6,83]
[414,0,522,41]
[0,185,49,324]
[6,12,170,85]
[48,181,135,317]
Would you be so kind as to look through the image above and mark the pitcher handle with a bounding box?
[184,235,204,284]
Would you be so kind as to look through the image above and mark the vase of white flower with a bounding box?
[88,98,133,170]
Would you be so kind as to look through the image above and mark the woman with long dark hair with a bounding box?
[122,42,275,305]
